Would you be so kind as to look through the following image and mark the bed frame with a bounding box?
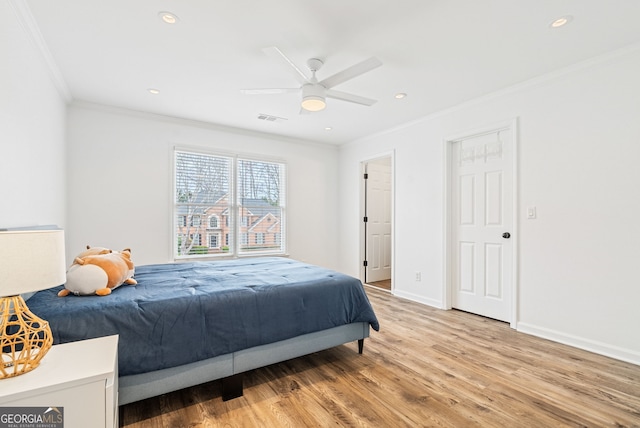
[118,322,369,405]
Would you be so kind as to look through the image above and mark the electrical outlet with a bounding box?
[415,271,421,281]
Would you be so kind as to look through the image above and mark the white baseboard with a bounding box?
[392,289,445,309]
[517,322,640,366]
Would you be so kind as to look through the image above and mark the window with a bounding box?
[174,149,286,259]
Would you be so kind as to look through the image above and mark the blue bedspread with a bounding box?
[28,257,379,376]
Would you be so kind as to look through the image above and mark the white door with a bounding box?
[366,158,392,283]
[451,129,513,322]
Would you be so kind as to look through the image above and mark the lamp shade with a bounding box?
[0,229,66,296]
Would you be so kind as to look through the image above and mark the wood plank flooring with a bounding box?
[120,286,640,427]
[367,279,392,291]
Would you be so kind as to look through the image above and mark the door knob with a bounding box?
[502,232,511,239]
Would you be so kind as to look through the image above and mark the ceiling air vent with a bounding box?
[257,114,287,123]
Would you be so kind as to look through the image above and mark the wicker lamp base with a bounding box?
[0,295,53,379]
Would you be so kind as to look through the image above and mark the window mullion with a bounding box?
[230,155,238,257]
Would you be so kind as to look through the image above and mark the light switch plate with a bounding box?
[527,206,537,219]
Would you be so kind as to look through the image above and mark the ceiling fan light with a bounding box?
[301,96,326,112]
[301,83,326,112]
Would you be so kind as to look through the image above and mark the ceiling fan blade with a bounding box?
[262,46,309,85]
[326,89,377,106]
[320,57,382,89]
[240,88,299,95]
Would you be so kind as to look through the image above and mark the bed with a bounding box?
[27,257,379,405]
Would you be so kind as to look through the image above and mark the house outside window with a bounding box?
[174,149,286,258]
[208,233,220,249]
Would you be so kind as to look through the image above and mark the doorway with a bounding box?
[446,121,517,325]
[362,155,393,291]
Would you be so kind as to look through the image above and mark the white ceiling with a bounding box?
[23,0,640,145]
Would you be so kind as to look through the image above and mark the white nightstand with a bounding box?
[0,335,118,428]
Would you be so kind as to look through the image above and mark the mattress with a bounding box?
[28,257,379,376]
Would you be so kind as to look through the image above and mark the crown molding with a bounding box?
[345,40,640,147]
[9,0,72,102]
[70,100,336,149]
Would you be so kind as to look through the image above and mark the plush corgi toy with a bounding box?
[72,244,112,259]
[58,247,137,297]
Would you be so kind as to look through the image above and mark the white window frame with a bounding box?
[173,147,286,260]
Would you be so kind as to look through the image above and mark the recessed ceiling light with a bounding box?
[158,11,179,24]
[148,88,160,95]
[394,93,407,99]
[549,15,573,28]
[325,127,332,131]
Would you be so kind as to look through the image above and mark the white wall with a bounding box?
[338,45,640,364]
[0,1,67,230]
[66,103,340,269]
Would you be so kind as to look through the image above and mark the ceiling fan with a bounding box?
[241,46,382,113]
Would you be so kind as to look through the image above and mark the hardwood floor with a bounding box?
[120,287,640,427]
[367,279,392,290]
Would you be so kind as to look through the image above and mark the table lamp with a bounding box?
[0,228,66,379]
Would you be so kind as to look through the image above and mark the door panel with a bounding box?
[485,171,503,225]
[369,235,381,270]
[459,242,475,292]
[366,158,392,283]
[460,175,475,225]
[452,129,512,322]
[485,243,502,298]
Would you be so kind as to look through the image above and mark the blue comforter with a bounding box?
[28,257,379,376]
